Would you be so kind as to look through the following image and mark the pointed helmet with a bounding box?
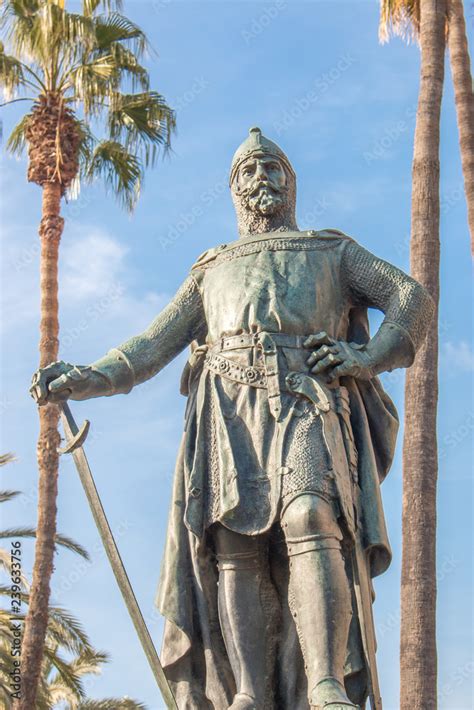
[229,127,295,186]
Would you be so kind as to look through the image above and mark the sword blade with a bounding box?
[352,537,383,710]
[60,402,178,710]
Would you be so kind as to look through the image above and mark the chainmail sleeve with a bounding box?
[118,274,207,386]
[341,240,435,352]
[89,274,207,393]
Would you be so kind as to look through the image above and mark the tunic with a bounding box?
[116,229,431,543]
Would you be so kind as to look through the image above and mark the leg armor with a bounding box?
[213,524,278,710]
[281,493,358,709]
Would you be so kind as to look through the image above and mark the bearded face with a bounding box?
[238,157,287,213]
[231,154,298,236]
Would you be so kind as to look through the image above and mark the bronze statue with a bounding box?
[31,127,434,710]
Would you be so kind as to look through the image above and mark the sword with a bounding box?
[58,401,178,710]
[352,536,383,710]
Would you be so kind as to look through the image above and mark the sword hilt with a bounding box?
[58,402,90,454]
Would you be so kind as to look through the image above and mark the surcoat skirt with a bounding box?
[182,334,358,537]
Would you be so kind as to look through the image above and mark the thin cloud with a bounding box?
[441,341,474,373]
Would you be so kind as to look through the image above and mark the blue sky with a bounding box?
[1,1,473,708]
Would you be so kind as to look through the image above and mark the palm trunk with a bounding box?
[448,0,474,253]
[400,1,446,708]
[18,182,63,710]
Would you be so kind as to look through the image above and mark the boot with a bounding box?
[310,677,360,709]
[286,538,355,709]
[217,549,269,709]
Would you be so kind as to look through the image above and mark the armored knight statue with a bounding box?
[31,127,434,710]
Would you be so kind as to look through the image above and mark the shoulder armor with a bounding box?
[310,228,354,241]
[191,243,228,270]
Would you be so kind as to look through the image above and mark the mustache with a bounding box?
[240,179,288,198]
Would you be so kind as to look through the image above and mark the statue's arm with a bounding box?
[340,240,435,375]
[304,241,435,381]
[31,275,207,404]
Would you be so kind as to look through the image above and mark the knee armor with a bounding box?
[281,493,342,556]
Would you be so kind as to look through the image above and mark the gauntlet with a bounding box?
[30,349,135,405]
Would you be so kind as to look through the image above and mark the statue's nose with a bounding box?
[255,165,267,180]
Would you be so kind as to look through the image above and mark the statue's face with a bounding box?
[235,155,288,215]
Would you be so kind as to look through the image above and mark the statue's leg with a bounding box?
[281,493,358,710]
[214,524,274,710]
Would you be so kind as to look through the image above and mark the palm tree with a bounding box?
[447,0,474,252]
[379,1,447,707]
[0,3,175,706]
[380,1,474,251]
[0,453,146,709]
[0,593,147,709]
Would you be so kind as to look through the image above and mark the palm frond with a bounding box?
[0,0,40,36]
[379,0,420,43]
[43,619,90,657]
[46,649,107,706]
[0,548,30,587]
[68,648,109,676]
[94,12,148,56]
[5,2,98,87]
[0,490,21,503]
[0,584,29,601]
[67,54,117,107]
[66,117,94,198]
[0,41,28,98]
[0,527,90,559]
[5,112,32,155]
[0,453,16,467]
[3,0,48,68]
[82,0,123,18]
[85,139,141,210]
[76,118,95,162]
[105,42,149,90]
[44,606,94,655]
[108,91,175,163]
[43,646,87,700]
[77,699,147,710]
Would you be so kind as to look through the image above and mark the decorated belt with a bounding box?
[206,332,342,421]
[204,350,334,419]
[207,332,309,419]
[205,351,267,388]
